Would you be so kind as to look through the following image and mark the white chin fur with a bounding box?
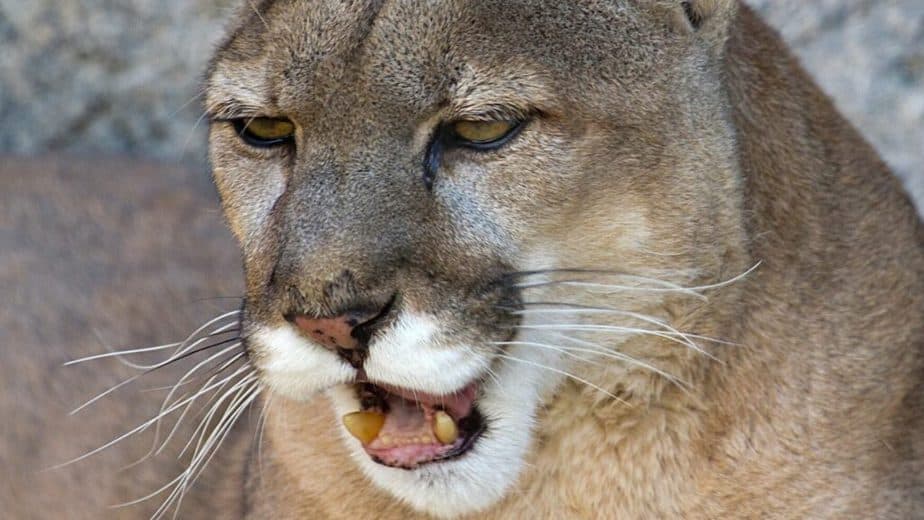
[362,312,490,395]
[250,325,354,400]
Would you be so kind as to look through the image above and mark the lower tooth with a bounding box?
[433,411,459,445]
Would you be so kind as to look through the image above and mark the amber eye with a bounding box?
[233,117,295,147]
[450,120,520,149]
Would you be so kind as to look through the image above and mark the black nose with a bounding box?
[285,296,395,368]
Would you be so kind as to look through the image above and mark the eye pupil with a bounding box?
[234,117,295,147]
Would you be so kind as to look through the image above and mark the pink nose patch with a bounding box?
[293,315,362,350]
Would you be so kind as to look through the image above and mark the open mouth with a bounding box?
[342,381,485,469]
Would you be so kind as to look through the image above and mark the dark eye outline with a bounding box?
[423,118,528,189]
[443,119,524,151]
[231,117,296,148]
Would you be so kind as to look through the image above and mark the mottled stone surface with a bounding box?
[0,1,921,201]
[751,0,924,205]
[0,1,235,162]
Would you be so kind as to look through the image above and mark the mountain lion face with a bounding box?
[206,1,745,515]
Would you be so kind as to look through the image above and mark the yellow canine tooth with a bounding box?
[342,411,386,445]
[433,411,459,445]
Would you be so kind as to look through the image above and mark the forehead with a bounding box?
[207,0,671,118]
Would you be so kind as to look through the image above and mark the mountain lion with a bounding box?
[4,0,922,518]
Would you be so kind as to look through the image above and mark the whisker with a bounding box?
[504,268,645,278]
[515,302,667,317]
[181,383,258,496]
[515,279,705,299]
[254,393,274,487]
[188,296,245,304]
[150,346,245,457]
[511,261,762,299]
[150,336,244,371]
[170,387,260,518]
[64,342,185,367]
[76,323,240,370]
[496,340,608,367]
[101,327,240,372]
[495,353,630,406]
[495,339,689,389]
[116,327,241,371]
[53,365,253,469]
[247,0,270,30]
[118,322,240,371]
[58,307,256,520]
[164,310,241,350]
[681,261,762,292]
[481,362,504,389]
[179,373,257,459]
[66,311,241,368]
[67,334,242,416]
[513,324,720,362]
[168,89,205,118]
[69,372,148,416]
[513,303,739,348]
[164,383,261,519]
[190,383,261,477]
[122,350,244,471]
[553,332,696,395]
[148,371,253,478]
[114,473,185,511]
[115,382,259,518]
[142,347,245,394]
[179,109,211,161]
[514,304,684,336]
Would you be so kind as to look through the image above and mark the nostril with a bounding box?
[289,312,372,352]
[351,294,397,347]
[285,294,397,365]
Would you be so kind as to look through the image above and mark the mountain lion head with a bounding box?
[206,0,752,516]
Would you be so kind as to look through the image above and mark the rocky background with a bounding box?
[1,0,922,204]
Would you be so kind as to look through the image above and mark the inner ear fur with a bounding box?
[665,0,737,35]
[682,0,731,28]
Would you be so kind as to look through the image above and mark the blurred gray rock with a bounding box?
[0,0,235,163]
[750,0,924,206]
[0,1,921,202]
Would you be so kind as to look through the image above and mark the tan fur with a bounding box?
[4,1,922,518]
